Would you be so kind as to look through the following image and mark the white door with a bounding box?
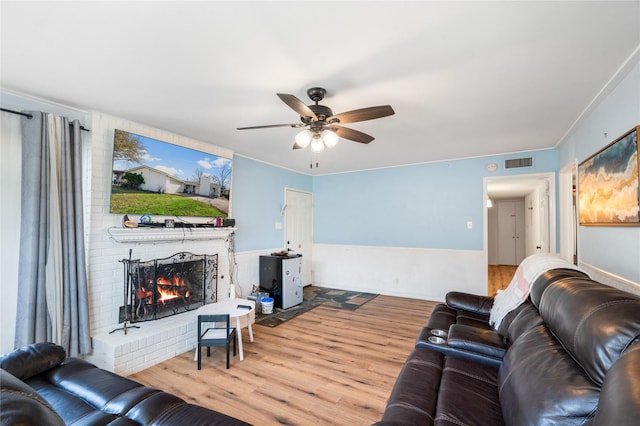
[497,199,526,265]
[538,180,550,254]
[284,189,313,285]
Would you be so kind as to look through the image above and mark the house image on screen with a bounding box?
[118,165,222,198]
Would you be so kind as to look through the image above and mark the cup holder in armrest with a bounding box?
[428,336,446,345]
[430,329,448,338]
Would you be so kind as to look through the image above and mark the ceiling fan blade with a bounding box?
[331,126,375,144]
[277,93,317,120]
[237,123,304,130]
[329,105,395,125]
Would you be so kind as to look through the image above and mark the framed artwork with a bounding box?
[578,126,639,226]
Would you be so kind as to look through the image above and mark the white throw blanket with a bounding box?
[489,254,587,330]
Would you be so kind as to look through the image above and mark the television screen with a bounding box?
[110,129,231,219]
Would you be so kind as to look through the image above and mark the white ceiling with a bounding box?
[1,1,639,176]
[487,175,549,200]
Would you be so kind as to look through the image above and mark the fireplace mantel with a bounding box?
[108,227,236,243]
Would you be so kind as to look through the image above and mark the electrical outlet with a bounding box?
[467,221,473,229]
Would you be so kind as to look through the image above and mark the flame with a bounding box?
[156,275,190,302]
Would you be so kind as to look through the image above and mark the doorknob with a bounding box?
[536,245,541,250]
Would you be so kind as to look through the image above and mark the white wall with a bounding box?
[87,112,236,335]
[0,112,22,354]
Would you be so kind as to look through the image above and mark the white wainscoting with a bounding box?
[232,248,284,299]
[311,244,487,302]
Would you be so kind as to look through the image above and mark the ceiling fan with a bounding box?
[237,87,395,152]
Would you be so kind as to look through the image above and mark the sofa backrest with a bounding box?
[495,267,585,341]
[1,368,65,426]
[539,277,640,386]
[498,277,640,425]
[0,342,66,381]
[529,268,588,308]
[504,302,543,344]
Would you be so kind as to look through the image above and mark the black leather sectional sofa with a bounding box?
[0,342,249,425]
[375,269,640,425]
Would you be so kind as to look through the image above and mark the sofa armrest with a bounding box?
[447,324,507,360]
[0,342,66,380]
[446,292,494,316]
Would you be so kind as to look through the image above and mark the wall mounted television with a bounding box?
[110,129,231,219]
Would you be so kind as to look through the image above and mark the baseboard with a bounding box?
[579,262,640,296]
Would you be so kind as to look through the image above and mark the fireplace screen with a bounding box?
[119,252,218,323]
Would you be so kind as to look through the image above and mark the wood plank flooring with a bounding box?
[488,264,517,297]
[130,296,437,425]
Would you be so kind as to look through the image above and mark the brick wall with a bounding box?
[84,112,238,374]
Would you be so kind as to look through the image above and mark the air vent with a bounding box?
[505,157,533,169]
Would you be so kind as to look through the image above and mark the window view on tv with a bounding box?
[110,129,231,219]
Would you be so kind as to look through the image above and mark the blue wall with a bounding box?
[232,155,312,252]
[233,149,559,252]
[314,150,558,250]
[557,59,640,284]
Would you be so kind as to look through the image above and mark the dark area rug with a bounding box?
[254,286,378,327]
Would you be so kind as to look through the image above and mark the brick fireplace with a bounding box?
[84,113,244,376]
[84,227,237,375]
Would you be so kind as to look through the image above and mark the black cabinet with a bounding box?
[259,254,303,309]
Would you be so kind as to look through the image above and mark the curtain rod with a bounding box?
[1,107,90,132]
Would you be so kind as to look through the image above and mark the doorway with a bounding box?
[284,188,313,286]
[484,172,556,294]
[558,166,579,265]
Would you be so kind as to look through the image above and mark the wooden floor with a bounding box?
[488,264,517,297]
[130,296,437,425]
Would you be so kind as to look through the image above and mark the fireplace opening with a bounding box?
[119,252,218,323]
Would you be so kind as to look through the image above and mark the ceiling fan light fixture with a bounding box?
[295,129,313,148]
[310,134,325,153]
[322,129,339,148]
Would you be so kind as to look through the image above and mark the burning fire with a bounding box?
[155,275,191,303]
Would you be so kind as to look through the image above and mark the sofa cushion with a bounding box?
[593,345,640,426]
[0,368,65,426]
[375,347,443,425]
[125,390,191,424]
[498,324,600,425]
[435,355,503,426]
[0,342,66,380]
[148,403,253,426]
[39,358,149,408]
[26,357,163,424]
[539,277,640,385]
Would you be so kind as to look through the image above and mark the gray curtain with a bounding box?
[15,111,91,356]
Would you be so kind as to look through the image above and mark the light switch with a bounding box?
[467,221,473,229]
